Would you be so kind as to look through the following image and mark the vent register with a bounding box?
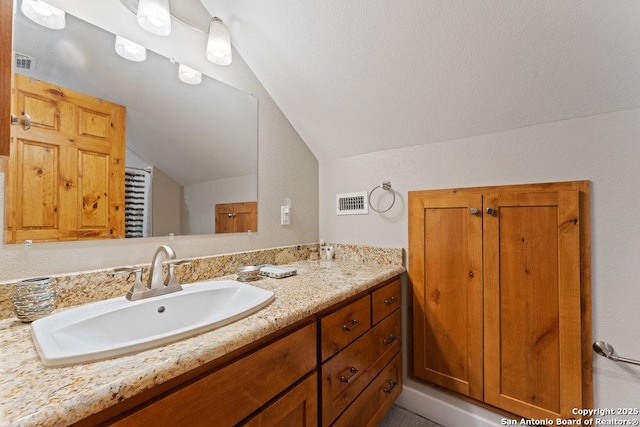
[15,52,36,71]
[336,191,368,215]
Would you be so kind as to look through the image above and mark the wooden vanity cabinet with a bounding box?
[106,322,317,427]
[319,277,402,426]
[76,275,403,427]
[409,181,592,420]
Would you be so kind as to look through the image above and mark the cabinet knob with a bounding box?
[486,207,496,215]
[470,208,480,215]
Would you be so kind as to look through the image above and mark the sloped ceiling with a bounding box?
[200,0,640,161]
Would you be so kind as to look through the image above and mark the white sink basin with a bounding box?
[30,280,275,367]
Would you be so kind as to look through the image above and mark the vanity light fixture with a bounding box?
[136,0,171,36]
[114,36,147,62]
[178,63,202,85]
[20,0,66,30]
[206,17,232,66]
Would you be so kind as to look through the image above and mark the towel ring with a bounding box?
[369,181,396,213]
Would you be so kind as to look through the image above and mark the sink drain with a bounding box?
[157,306,166,313]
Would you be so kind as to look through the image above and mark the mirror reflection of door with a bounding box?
[215,201,257,234]
[5,74,125,243]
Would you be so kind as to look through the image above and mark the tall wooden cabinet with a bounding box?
[409,181,592,421]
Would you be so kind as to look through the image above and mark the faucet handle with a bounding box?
[166,260,192,287]
[113,266,143,278]
[113,267,146,300]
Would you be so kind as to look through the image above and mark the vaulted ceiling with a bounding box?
[201,0,640,161]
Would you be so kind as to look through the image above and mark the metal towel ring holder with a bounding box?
[368,181,396,213]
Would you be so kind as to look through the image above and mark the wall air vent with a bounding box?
[14,52,36,71]
[336,191,368,215]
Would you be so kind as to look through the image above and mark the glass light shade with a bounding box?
[115,36,147,62]
[178,64,202,85]
[206,17,232,66]
[20,0,66,30]
[137,0,171,36]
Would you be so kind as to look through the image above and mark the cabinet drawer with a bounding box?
[332,353,402,427]
[113,323,317,427]
[241,372,318,427]
[320,295,371,361]
[321,310,401,425]
[371,278,401,325]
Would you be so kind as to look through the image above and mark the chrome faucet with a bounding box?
[147,245,176,289]
[113,245,191,301]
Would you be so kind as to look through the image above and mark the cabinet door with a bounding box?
[409,192,484,400]
[483,191,581,419]
[215,201,257,233]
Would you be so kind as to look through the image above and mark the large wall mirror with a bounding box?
[7,5,258,243]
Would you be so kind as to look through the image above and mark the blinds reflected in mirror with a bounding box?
[124,167,152,238]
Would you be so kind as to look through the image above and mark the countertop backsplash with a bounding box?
[0,243,404,320]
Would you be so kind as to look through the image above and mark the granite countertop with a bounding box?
[0,259,405,427]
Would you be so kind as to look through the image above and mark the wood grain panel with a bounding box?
[22,94,58,130]
[78,150,109,228]
[409,192,483,400]
[498,203,560,413]
[78,108,110,139]
[484,191,581,419]
[17,140,58,228]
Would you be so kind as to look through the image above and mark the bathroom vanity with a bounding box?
[0,253,404,426]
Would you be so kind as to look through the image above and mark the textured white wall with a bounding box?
[320,108,640,424]
[0,39,318,281]
[152,168,182,237]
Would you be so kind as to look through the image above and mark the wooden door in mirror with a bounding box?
[5,74,125,243]
[215,201,257,234]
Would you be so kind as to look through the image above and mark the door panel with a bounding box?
[6,74,125,242]
[410,193,483,400]
[484,191,581,419]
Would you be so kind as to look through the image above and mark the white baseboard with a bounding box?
[396,384,504,427]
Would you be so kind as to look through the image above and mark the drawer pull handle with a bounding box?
[342,319,361,331]
[384,296,398,306]
[340,367,359,383]
[382,380,398,394]
[383,334,397,345]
